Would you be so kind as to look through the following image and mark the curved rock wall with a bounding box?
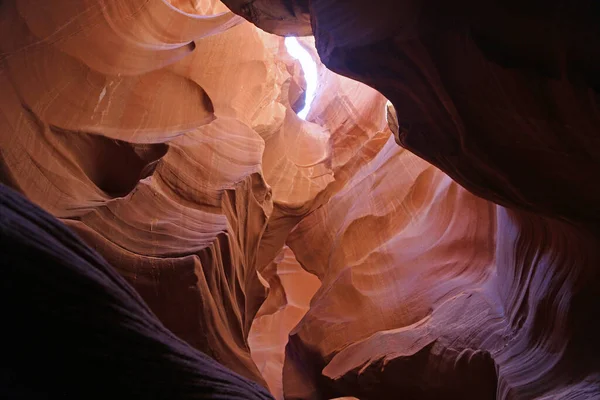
[2,0,599,399]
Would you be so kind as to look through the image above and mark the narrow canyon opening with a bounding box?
[1,1,599,400]
[284,37,318,120]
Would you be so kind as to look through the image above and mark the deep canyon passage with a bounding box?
[1,0,600,399]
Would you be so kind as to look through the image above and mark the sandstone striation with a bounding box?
[2,0,600,399]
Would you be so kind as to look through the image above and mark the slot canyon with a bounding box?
[1,0,599,399]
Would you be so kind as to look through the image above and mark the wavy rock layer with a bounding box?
[2,0,600,399]
[283,137,600,399]
[305,0,600,226]
[0,184,273,400]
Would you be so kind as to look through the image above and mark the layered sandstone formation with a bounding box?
[1,0,599,399]
[1,184,273,399]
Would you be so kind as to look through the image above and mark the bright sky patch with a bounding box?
[284,37,318,120]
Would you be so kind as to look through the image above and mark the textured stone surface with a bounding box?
[0,184,274,399]
[2,0,600,399]
[220,0,312,36]
[307,0,600,226]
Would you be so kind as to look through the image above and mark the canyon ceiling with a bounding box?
[1,0,599,399]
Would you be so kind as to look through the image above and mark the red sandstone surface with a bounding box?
[1,0,599,399]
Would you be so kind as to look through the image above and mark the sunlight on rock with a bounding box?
[3,2,600,399]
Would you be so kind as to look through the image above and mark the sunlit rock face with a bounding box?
[2,1,600,400]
